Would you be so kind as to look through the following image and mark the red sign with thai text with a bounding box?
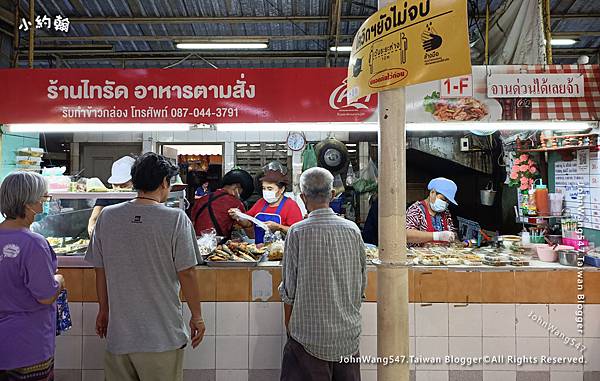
[0,68,377,124]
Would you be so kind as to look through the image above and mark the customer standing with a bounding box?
[85,153,205,381]
[279,167,367,381]
[0,172,65,381]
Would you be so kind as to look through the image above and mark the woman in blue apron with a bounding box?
[230,169,303,244]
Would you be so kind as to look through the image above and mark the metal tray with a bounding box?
[205,260,258,267]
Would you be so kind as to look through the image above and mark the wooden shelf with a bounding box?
[518,145,597,153]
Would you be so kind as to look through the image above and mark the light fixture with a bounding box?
[329,46,353,52]
[216,123,378,132]
[6,123,193,133]
[176,42,268,50]
[550,39,578,46]
[406,121,593,131]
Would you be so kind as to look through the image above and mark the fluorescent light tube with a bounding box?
[406,121,592,131]
[329,46,353,52]
[176,42,268,50]
[550,39,578,46]
[7,123,192,133]
[216,123,378,132]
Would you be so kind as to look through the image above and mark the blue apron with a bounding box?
[254,197,288,244]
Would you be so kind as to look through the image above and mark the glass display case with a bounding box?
[32,190,187,256]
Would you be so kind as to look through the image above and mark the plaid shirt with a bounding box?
[406,201,455,247]
[279,208,367,362]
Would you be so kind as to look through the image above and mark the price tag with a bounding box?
[441,75,473,98]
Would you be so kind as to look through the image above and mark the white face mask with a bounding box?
[263,190,280,204]
[430,198,448,213]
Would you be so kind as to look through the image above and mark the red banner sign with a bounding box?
[0,68,377,124]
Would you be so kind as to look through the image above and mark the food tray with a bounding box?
[482,260,509,266]
[584,255,600,267]
[205,260,258,267]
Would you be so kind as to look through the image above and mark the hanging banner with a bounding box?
[406,65,600,123]
[487,73,585,98]
[0,68,377,124]
[346,0,472,102]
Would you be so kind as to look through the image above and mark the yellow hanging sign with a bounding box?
[347,0,472,102]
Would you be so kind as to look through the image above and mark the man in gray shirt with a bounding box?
[279,167,367,381]
[85,152,205,381]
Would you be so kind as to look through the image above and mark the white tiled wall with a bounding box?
[57,302,597,381]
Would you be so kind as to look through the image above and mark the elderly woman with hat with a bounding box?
[406,177,458,246]
[230,168,303,244]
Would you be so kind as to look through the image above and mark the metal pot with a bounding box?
[558,250,582,267]
[480,181,497,206]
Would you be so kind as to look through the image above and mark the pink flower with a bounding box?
[510,172,519,180]
[530,166,537,174]
[520,184,528,191]
[514,159,521,166]
[520,165,529,172]
[528,160,535,166]
[520,154,528,161]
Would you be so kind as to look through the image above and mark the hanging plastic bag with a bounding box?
[302,144,318,171]
[197,228,218,257]
[353,159,378,194]
[346,163,355,186]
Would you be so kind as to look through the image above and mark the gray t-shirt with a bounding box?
[85,202,201,355]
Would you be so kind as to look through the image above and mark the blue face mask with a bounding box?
[430,197,448,213]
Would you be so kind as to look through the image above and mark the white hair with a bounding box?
[300,167,334,203]
[0,171,48,219]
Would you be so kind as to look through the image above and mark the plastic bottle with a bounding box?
[528,187,537,216]
[535,180,550,216]
[521,228,531,246]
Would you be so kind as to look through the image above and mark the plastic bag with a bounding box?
[353,159,378,194]
[86,178,109,192]
[302,144,318,171]
[333,174,345,197]
[197,229,218,257]
[346,163,356,186]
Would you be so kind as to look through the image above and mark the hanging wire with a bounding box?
[162,53,219,69]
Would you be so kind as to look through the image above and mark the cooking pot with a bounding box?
[480,181,497,206]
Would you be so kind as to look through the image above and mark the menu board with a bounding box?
[555,149,600,230]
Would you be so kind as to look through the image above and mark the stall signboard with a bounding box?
[0,68,377,124]
[487,73,585,98]
[406,65,600,123]
[346,0,472,102]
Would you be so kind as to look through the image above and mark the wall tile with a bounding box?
[364,270,378,302]
[516,304,550,337]
[414,270,448,303]
[549,338,584,372]
[361,302,377,336]
[550,372,583,381]
[55,335,82,369]
[197,270,217,302]
[359,335,377,370]
[183,369,216,381]
[65,302,83,336]
[449,337,483,370]
[583,371,600,381]
[550,272,579,304]
[249,302,283,336]
[216,336,249,370]
[216,270,250,301]
[583,273,600,304]
[516,337,550,371]
[515,272,550,304]
[482,272,515,303]
[183,336,216,370]
[584,305,600,338]
[410,302,416,337]
[360,370,377,381]
[82,269,97,302]
[416,303,449,337]
[82,302,99,336]
[482,304,516,337]
[58,268,84,302]
[447,271,482,303]
[184,302,216,336]
[515,371,550,381]
[483,370,516,381]
[216,302,249,336]
[53,370,82,381]
[584,339,600,371]
[449,370,483,381]
[82,370,104,381]
[248,370,280,381]
[482,338,516,371]
[415,370,449,381]
[82,336,106,370]
[549,304,584,338]
[216,370,248,381]
[249,336,282,370]
[416,337,449,370]
[449,304,482,337]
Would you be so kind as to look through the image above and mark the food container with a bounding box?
[584,255,600,267]
[536,244,572,262]
[549,193,564,216]
[17,147,44,157]
[558,250,582,267]
[500,235,521,249]
[480,182,496,206]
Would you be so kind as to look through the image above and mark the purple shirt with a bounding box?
[0,228,59,369]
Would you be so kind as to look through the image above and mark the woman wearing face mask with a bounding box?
[230,170,303,244]
[406,177,458,246]
[0,171,65,381]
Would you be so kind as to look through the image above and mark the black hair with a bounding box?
[276,182,287,190]
[131,152,179,192]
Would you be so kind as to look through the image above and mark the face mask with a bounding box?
[430,198,448,213]
[263,190,279,204]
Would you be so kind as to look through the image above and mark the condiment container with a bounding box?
[535,180,549,216]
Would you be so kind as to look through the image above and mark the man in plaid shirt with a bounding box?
[279,167,367,381]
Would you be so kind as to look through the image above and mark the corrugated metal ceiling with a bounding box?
[6,0,600,68]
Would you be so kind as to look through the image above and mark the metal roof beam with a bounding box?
[34,34,355,42]
[66,15,368,24]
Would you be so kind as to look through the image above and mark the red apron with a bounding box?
[420,200,448,245]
